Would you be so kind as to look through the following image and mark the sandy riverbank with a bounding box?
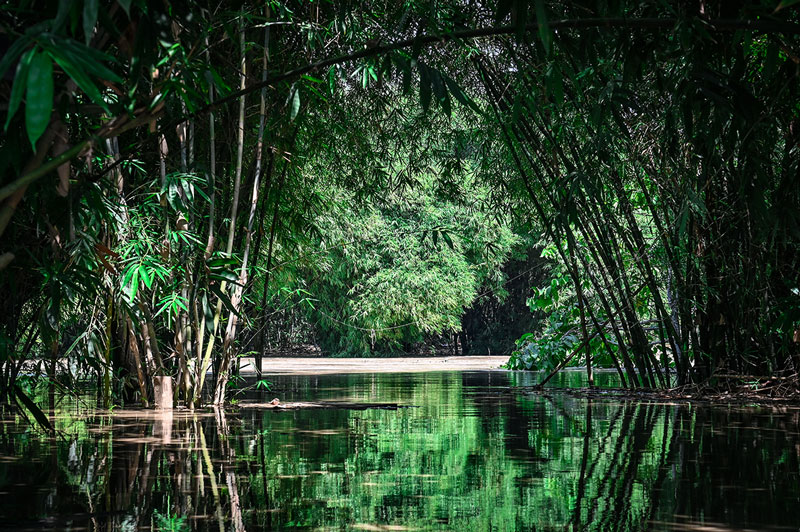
[237,356,510,375]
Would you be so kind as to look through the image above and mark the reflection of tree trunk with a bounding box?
[603,404,658,530]
[197,417,225,532]
[214,408,245,532]
[136,446,160,528]
[643,407,678,525]
[259,414,272,529]
[105,424,145,529]
[570,400,593,528]
[583,403,635,526]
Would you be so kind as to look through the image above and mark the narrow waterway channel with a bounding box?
[0,370,798,530]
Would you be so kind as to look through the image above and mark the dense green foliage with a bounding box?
[281,176,518,355]
[1,0,800,414]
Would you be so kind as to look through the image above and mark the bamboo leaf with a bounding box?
[25,50,54,151]
[4,48,34,132]
[118,0,133,16]
[140,264,152,289]
[442,231,454,249]
[775,0,800,11]
[546,63,563,105]
[48,50,109,112]
[14,385,54,432]
[419,64,432,113]
[129,269,139,300]
[535,0,551,55]
[83,0,98,45]
[0,36,31,80]
[210,283,241,318]
[53,38,123,83]
[290,86,300,121]
[444,74,481,113]
[54,0,72,31]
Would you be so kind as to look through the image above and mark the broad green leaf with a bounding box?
[202,292,214,332]
[140,264,152,289]
[4,47,34,132]
[210,269,240,283]
[25,50,54,151]
[128,269,139,300]
[441,90,451,118]
[121,263,136,287]
[83,0,99,45]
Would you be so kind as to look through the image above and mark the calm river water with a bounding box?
[0,370,799,530]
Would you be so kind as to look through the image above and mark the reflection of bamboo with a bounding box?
[85,484,99,531]
[137,447,157,525]
[103,433,111,532]
[642,408,677,525]
[582,404,635,527]
[259,416,272,528]
[570,400,592,527]
[193,419,204,498]
[599,404,660,530]
[198,418,225,532]
[215,408,245,532]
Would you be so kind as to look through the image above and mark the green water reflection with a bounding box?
[1,370,799,530]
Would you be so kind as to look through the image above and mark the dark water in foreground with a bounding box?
[1,370,799,531]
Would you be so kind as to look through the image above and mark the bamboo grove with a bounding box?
[1,0,799,412]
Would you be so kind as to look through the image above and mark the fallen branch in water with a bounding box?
[238,401,412,410]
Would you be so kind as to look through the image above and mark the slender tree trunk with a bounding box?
[192,40,218,408]
[220,18,270,388]
[126,317,149,407]
[211,15,247,405]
